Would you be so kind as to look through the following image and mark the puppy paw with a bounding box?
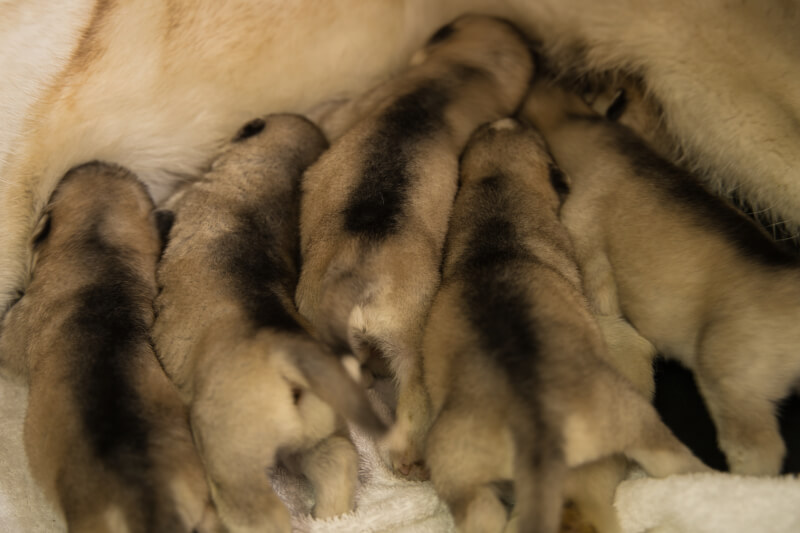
[392,454,430,481]
[380,422,429,480]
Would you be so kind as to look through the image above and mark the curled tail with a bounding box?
[513,402,567,533]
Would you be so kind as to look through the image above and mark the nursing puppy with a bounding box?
[423,119,708,533]
[0,162,217,533]
[153,114,385,533]
[524,83,800,476]
[295,15,533,477]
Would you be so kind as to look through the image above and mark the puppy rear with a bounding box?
[0,162,215,532]
[296,15,534,476]
[425,119,709,533]
[423,120,574,533]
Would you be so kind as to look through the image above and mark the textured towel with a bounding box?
[616,469,800,533]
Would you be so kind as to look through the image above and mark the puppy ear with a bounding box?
[233,118,266,142]
[293,345,387,436]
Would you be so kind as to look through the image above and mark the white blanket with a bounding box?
[3,375,799,533]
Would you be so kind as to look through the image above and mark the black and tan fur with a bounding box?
[422,119,709,533]
[0,162,217,533]
[524,83,800,476]
[295,15,534,477]
[153,114,385,533]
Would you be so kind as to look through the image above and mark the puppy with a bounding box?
[0,162,217,533]
[583,77,799,244]
[422,119,708,533]
[524,83,800,476]
[295,15,533,477]
[153,114,385,533]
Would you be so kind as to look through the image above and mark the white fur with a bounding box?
[1,0,799,318]
[0,0,93,173]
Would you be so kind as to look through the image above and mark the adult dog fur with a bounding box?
[295,15,533,478]
[422,119,708,533]
[153,114,385,533]
[524,83,800,476]
[2,0,800,317]
[0,162,217,533]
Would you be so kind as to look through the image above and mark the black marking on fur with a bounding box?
[427,22,455,45]
[548,164,569,201]
[8,289,24,309]
[452,174,567,530]
[343,82,449,239]
[461,243,538,398]
[234,118,266,142]
[292,387,303,405]
[612,128,800,267]
[455,177,538,395]
[32,214,52,247]
[217,203,304,332]
[455,177,529,270]
[605,89,628,121]
[154,209,175,257]
[66,227,151,463]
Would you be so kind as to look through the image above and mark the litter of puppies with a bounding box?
[1,14,796,533]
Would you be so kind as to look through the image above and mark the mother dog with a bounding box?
[1,0,799,315]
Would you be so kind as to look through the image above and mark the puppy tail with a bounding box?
[513,404,567,533]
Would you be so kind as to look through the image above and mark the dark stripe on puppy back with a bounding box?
[343,81,450,239]
[217,202,304,333]
[66,225,151,462]
[454,176,540,395]
[612,127,800,267]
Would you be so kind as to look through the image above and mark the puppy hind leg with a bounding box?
[426,408,510,533]
[564,370,709,478]
[564,457,628,533]
[190,405,290,532]
[594,315,657,399]
[205,468,290,533]
[694,372,785,475]
[384,347,432,480]
[300,431,359,519]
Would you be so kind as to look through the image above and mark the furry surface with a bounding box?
[4,376,800,533]
[2,0,800,316]
[2,1,800,531]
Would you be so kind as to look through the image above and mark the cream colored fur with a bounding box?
[2,0,800,317]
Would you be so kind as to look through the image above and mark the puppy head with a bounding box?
[214,113,329,178]
[32,162,159,273]
[412,15,534,109]
[461,118,568,209]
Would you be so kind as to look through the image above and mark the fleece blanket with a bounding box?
[2,374,799,533]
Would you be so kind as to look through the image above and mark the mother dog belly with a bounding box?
[2,0,800,316]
